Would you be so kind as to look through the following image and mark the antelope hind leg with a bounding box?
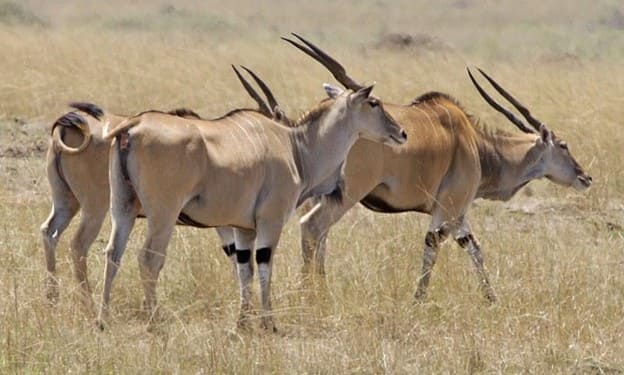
[40,198,79,303]
[70,205,106,312]
[138,215,177,322]
[455,226,497,303]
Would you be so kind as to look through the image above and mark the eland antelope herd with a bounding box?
[39,34,591,331]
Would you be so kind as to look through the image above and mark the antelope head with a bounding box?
[284,33,406,145]
[468,67,592,191]
[324,83,407,146]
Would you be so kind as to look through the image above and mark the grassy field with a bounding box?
[1,0,623,373]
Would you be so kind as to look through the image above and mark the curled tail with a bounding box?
[50,111,92,155]
[50,102,109,155]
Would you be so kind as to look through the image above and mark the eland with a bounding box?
[40,67,287,307]
[40,104,209,305]
[284,34,592,302]
[97,67,407,331]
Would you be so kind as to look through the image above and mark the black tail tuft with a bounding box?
[50,112,87,135]
[68,102,105,120]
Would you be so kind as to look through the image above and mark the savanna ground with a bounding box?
[1,0,623,373]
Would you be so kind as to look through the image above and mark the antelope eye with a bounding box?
[559,142,568,150]
[368,99,379,108]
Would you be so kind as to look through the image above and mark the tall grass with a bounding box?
[0,0,623,373]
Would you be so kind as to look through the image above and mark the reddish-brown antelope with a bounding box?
[284,34,592,302]
[97,67,407,331]
[40,67,285,307]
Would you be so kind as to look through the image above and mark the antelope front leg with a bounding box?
[414,224,450,301]
[456,232,497,303]
[256,246,276,332]
[255,221,283,332]
[299,195,357,275]
[299,199,324,273]
[233,228,256,330]
[215,227,237,278]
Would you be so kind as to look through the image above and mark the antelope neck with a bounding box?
[476,131,544,201]
[289,106,356,205]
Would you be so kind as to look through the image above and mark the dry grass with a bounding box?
[1,0,623,373]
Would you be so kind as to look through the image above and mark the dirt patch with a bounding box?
[0,118,49,158]
[599,8,624,30]
[375,32,453,53]
[0,143,47,158]
[536,52,583,66]
[0,1,47,27]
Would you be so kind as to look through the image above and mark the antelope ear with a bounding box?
[323,83,343,99]
[351,84,375,104]
[539,125,554,146]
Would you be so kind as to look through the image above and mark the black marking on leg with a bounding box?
[437,223,450,239]
[425,226,450,248]
[425,231,439,247]
[222,243,235,257]
[236,249,251,264]
[255,247,272,264]
[456,234,475,248]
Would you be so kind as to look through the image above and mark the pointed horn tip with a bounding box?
[476,67,494,80]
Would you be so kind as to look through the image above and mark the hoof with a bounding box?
[236,317,252,332]
[45,280,60,305]
[485,292,497,304]
[95,319,106,331]
[414,289,427,303]
[260,319,277,333]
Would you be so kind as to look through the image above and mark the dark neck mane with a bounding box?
[209,108,263,121]
[293,99,333,128]
[414,91,517,140]
[412,91,462,106]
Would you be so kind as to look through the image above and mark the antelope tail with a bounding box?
[68,102,105,120]
[103,117,141,141]
[50,111,92,155]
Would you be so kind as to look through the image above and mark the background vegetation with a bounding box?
[0,0,623,373]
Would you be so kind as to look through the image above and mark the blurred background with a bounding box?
[1,0,623,118]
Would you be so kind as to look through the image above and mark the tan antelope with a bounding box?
[284,34,592,302]
[40,68,285,306]
[97,67,407,331]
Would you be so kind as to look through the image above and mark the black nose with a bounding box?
[587,176,593,183]
[400,129,407,140]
